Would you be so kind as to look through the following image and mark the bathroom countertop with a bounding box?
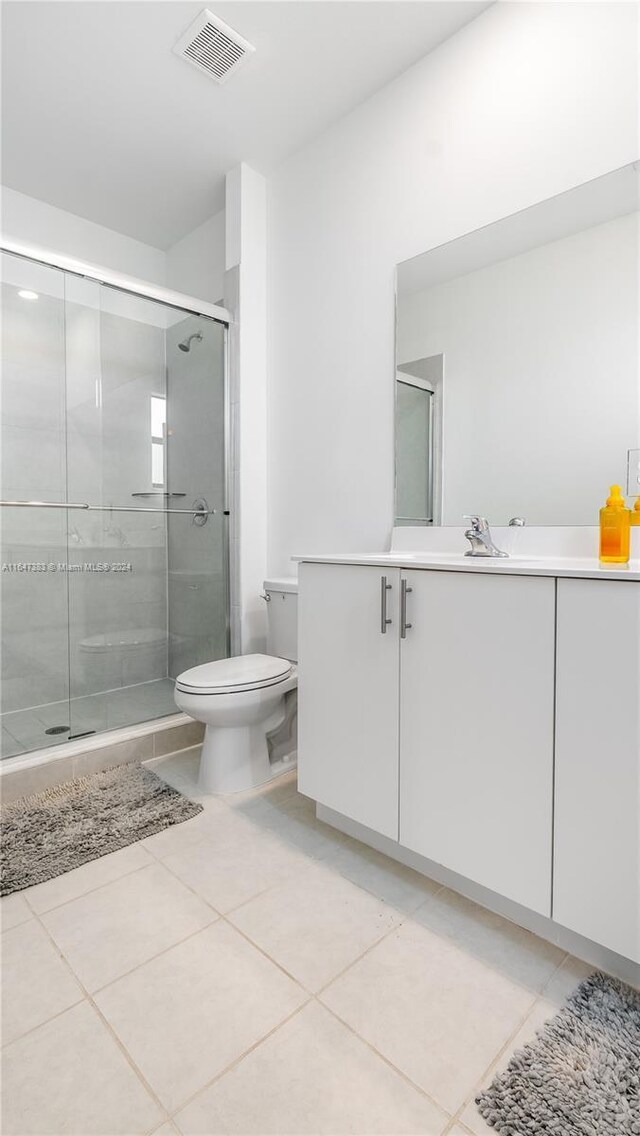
[292,551,640,581]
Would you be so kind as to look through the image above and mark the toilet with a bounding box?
[174,577,298,794]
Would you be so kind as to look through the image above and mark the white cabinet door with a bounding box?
[297,563,401,839]
[399,570,555,915]
[554,579,640,962]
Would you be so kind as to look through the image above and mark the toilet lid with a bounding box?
[175,653,292,694]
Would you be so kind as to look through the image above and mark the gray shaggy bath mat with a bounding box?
[1,762,202,895]
[476,971,640,1135]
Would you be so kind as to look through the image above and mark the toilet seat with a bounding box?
[175,653,293,696]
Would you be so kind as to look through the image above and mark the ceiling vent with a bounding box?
[173,9,255,84]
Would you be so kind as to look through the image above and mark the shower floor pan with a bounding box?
[1,678,178,760]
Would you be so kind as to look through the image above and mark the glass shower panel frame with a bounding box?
[1,247,230,757]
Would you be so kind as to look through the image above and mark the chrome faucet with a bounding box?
[463,516,508,558]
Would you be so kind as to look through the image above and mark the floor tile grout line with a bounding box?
[310,883,453,1001]
[218,910,320,996]
[312,914,412,999]
[449,992,542,1129]
[156,826,433,1004]
[141,817,314,917]
[224,879,420,997]
[166,998,314,1122]
[443,1119,474,1136]
[0,990,86,1051]
[150,798,430,967]
[16,903,173,1131]
[1,912,34,934]
[317,996,453,1127]
[21,857,157,919]
[87,913,222,996]
[145,818,426,1000]
[444,975,566,1133]
[141,826,225,865]
[315,919,573,1131]
[121,835,441,1011]
[12,853,226,1015]
[219,876,303,918]
[450,948,575,1128]
[140,841,322,995]
[14,844,232,1011]
[539,949,572,998]
[15,815,318,1015]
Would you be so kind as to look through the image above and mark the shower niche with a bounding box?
[0,251,229,759]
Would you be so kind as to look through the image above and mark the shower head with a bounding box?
[178,331,203,353]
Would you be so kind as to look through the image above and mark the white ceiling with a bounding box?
[1,1,490,249]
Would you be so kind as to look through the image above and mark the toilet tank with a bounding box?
[264,576,298,662]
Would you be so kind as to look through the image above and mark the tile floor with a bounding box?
[1,747,595,1135]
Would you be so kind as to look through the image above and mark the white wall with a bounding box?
[397,213,639,526]
[225,164,269,654]
[1,186,166,285]
[267,2,639,571]
[1,187,227,308]
[165,210,226,305]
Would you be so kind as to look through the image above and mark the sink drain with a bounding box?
[44,725,70,736]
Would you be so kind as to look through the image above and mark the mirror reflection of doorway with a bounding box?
[395,353,443,526]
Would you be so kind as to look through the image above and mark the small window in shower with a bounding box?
[151,395,166,487]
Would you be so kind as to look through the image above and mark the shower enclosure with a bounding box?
[0,248,229,760]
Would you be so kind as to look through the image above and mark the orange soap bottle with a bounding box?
[599,485,630,563]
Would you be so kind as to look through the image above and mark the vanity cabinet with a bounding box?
[297,563,401,839]
[298,556,639,966]
[553,579,640,962]
[298,563,555,911]
[399,570,555,916]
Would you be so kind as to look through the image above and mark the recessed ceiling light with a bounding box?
[18,289,38,300]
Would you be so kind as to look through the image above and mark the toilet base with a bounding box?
[198,723,296,795]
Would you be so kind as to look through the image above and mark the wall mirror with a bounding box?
[395,163,640,526]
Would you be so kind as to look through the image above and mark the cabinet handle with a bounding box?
[400,578,413,639]
[380,575,392,634]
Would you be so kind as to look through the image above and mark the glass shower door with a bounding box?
[0,253,71,757]
[64,282,227,740]
[64,278,170,737]
[1,251,228,757]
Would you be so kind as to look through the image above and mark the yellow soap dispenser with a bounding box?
[599,485,630,564]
